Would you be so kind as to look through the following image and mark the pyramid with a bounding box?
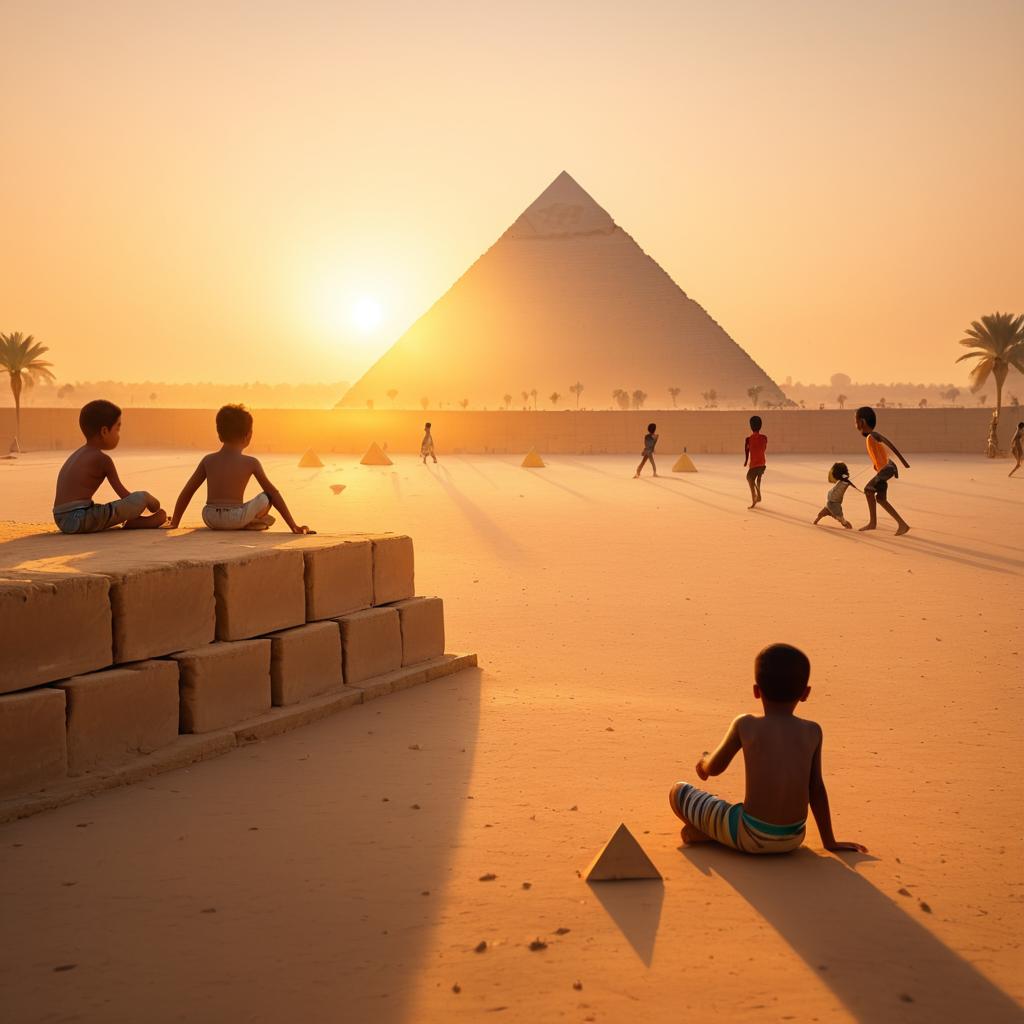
[298,449,323,468]
[672,452,697,472]
[329,483,346,494]
[584,823,662,882]
[361,442,393,466]
[339,171,783,409]
[521,448,546,468]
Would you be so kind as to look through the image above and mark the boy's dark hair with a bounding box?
[79,399,121,439]
[425,422,431,428]
[1018,422,1024,429]
[755,643,811,702]
[830,461,850,480]
[749,415,762,431]
[216,404,253,442]
[856,406,877,429]
[647,422,656,433]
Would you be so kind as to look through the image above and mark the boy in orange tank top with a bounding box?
[855,406,910,535]
[743,415,767,508]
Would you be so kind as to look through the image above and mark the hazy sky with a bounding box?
[2,0,1022,388]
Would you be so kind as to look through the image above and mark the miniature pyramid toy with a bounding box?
[361,442,393,466]
[672,452,697,473]
[298,449,324,468]
[522,448,546,468]
[329,484,346,494]
[584,823,662,882]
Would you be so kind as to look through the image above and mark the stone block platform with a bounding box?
[0,527,476,818]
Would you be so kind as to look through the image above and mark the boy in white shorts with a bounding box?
[167,404,312,533]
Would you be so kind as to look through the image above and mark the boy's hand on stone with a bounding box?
[292,524,312,535]
[825,840,867,853]
[695,757,709,781]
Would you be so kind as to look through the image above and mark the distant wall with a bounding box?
[1,407,1013,455]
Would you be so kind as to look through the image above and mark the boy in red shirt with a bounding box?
[855,406,910,535]
[743,415,767,508]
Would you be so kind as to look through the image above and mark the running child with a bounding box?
[167,404,312,533]
[813,462,856,529]
[634,423,658,477]
[855,406,910,534]
[743,415,767,508]
[1009,421,1023,477]
[669,643,865,855]
[420,422,437,464]
[52,400,166,533]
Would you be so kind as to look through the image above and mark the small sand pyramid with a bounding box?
[361,442,393,466]
[584,824,662,882]
[298,449,324,468]
[672,452,697,473]
[522,448,546,468]
[329,484,346,495]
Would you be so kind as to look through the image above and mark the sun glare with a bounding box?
[351,296,383,332]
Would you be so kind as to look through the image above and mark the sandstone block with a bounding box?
[0,688,67,798]
[57,660,180,775]
[337,607,402,684]
[0,572,111,694]
[269,621,343,706]
[173,640,271,733]
[214,550,305,641]
[372,535,415,605]
[303,540,373,621]
[108,563,215,663]
[393,597,446,666]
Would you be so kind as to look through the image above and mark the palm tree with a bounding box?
[955,312,1024,419]
[569,381,584,408]
[420,396,429,410]
[747,385,763,409]
[530,388,538,410]
[459,398,469,410]
[836,394,847,410]
[943,387,960,406]
[631,389,647,410]
[668,386,681,407]
[387,388,398,406]
[918,398,928,409]
[521,390,529,409]
[0,333,56,451]
[503,393,513,410]
[549,391,561,407]
[612,388,629,410]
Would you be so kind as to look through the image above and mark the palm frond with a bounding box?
[955,351,984,362]
[967,360,992,392]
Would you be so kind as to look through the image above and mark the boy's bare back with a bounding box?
[735,714,822,824]
[200,449,263,505]
[54,446,117,506]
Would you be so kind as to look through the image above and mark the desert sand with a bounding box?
[0,450,1021,1023]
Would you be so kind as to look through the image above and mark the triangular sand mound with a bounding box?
[329,484,346,494]
[361,442,393,466]
[522,448,546,468]
[298,449,323,468]
[338,171,782,409]
[672,453,697,472]
[585,823,662,882]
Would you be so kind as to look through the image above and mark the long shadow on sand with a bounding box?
[425,467,525,559]
[587,880,664,966]
[682,847,1024,1022]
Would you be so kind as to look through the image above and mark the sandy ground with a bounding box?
[0,450,1021,1023]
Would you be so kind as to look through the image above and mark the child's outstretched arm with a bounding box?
[873,431,910,468]
[809,730,867,853]
[252,461,311,534]
[696,716,745,780]
[105,456,161,512]
[168,462,206,528]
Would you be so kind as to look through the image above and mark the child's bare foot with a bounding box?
[124,509,167,529]
[841,519,852,529]
[858,522,877,531]
[895,522,910,536]
[681,823,712,845]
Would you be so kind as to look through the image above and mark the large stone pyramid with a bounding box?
[339,172,783,409]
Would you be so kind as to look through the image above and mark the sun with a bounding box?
[351,296,383,332]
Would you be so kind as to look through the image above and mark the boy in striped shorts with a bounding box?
[669,643,865,855]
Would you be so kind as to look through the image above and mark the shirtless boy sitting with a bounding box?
[53,400,166,533]
[669,643,865,854]
[167,404,312,534]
